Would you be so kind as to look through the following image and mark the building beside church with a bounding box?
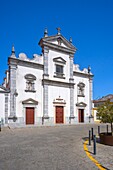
[1,28,93,126]
[93,94,113,122]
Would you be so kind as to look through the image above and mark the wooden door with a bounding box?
[26,107,34,124]
[56,106,64,123]
[78,109,84,123]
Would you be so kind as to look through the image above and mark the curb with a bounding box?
[83,140,107,170]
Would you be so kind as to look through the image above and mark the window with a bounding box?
[56,65,63,74]
[25,74,36,92]
[53,57,66,79]
[55,64,64,78]
[77,82,85,97]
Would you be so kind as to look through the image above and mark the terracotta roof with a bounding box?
[93,94,113,103]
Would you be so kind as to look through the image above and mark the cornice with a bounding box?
[39,34,76,49]
[8,57,44,70]
[73,71,94,78]
[42,79,75,88]
[41,41,76,55]
[0,86,9,93]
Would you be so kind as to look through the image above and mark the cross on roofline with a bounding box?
[56,27,61,35]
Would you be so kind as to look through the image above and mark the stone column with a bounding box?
[43,84,49,118]
[69,54,75,122]
[43,47,49,78]
[5,93,9,124]
[9,64,17,119]
[43,47,49,122]
[69,54,74,80]
[89,76,93,117]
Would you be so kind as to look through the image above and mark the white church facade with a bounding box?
[1,28,93,126]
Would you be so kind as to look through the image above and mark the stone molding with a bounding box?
[0,86,9,93]
[42,79,75,88]
[39,34,76,49]
[41,41,76,55]
[53,96,66,106]
[73,71,94,78]
[22,98,38,105]
[8,57,44,70]
[53,57,66,64]
[76,102,87,107]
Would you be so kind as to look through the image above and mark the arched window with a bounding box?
[25,74,36,92]
[77,82,85,97]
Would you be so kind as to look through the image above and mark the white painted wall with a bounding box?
[16,65,43,122]
[0,93,5,121]
[48,85,70,123]
[74,74,90,119]
[48,50,70,82]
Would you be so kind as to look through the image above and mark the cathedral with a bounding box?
[0,28,93,126]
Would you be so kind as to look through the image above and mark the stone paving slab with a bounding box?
[0,124,112,170]
[87,136,113,170]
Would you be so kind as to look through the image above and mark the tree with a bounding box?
[97,100,113,136]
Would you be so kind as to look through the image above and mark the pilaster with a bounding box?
[69,87,75,121]
[9,64,17,119]
[43,46,49,123]
[5,93,8,124]
[69,54,74,80]
[43,84,49,117]
[69,54,75,122]
[89,76,93,117]
[43,47,49,78]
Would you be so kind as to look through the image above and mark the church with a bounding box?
[1,28,93,126]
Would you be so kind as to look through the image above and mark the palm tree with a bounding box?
[97,100,113,136]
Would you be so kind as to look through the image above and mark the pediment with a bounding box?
[53,96,66,105]
[76,102,87,107]
[53,57,66,64]
[39,34,76,52]
[22,98,38,105]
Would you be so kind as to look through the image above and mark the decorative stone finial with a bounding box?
[56,27,61,35]
[44,28,48,37]
[69,37,72,43]
[12,45,15,54]
[11,45,16,58]
[88,65,91,74]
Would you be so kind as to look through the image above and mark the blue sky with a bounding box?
[0,0,113,99]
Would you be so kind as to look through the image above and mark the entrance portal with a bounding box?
[78,109,84,123]
[56,106,64,123]
[26,107,34,124]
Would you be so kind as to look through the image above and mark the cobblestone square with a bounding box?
[0,124,113,170]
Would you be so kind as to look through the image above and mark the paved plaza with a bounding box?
[0,124,113,170]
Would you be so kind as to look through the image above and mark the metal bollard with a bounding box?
[98,126,100,135]
[89,130,91,145]
[91,128,94,140]
[0,121,1,132]
[93,135,96,155]
[107,124,108,134]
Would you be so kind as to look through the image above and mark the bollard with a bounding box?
[98,126,100,135]
[0,121,1,132]
[107,124,108,134]
[89,130,91,145]
[91,128,94,140]
[93,135,96,155]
